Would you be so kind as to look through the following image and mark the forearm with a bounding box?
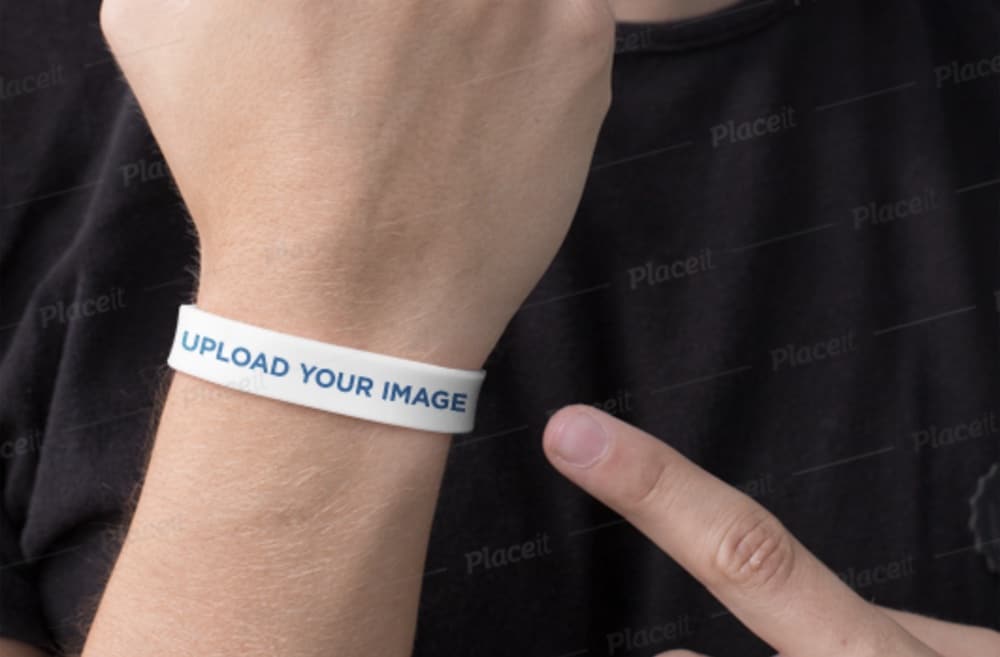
[81,272,463,657]
[85,0,615,651]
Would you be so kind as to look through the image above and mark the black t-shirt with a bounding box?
[3,1,1000,654]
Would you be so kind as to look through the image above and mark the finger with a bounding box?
[658,609,1000,657]
[542,405,940,657]
[878,607,1000,657]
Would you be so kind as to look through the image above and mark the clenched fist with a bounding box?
[99,0,616,369]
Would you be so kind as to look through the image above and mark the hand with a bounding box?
[98,0,616,368]
[542,406,1000,657]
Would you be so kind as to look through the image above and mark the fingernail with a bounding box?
[552,412,609,467]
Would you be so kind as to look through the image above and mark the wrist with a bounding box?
[194,254,493,371]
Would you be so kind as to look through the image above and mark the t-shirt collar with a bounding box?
[614,0,793,53]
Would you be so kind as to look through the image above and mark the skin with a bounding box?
[80,1,614,657]
[611,0,744,22]
[543,406,1000,656]
[0,639,46,657]
[2,2,995,656]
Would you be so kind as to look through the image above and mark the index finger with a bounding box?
[542,405,939,657]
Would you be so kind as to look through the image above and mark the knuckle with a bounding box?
[622,454,678,513]
[707,508,796,593]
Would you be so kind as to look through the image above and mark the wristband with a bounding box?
[166,304,486,434]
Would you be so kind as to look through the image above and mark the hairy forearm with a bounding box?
[81,273,462,657]
[85,0,616,651]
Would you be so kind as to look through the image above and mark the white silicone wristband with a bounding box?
[166,304,486,434]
